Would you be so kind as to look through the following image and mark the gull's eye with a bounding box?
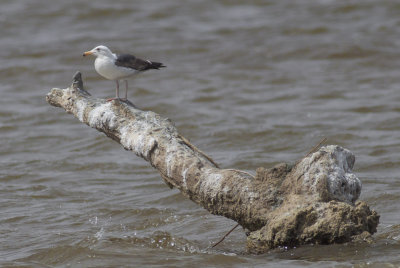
[96,48,100,51]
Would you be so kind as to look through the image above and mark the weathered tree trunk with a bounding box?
[46,72,379,253]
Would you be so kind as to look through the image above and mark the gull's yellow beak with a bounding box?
[83,51,93,57]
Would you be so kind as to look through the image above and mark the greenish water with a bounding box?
[1,0,400,267]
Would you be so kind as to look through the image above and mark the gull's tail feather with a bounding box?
[148,61,166,70]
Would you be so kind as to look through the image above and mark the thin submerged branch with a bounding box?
[304,137,328,158]
[211,223,240,248]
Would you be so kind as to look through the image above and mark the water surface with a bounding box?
[1,0,400,267]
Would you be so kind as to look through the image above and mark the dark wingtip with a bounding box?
[156,63,166,69]
[151,62,166,70]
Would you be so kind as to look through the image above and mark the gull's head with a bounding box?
[83,45,114,58]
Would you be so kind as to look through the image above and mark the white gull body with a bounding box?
[93,49,138,80]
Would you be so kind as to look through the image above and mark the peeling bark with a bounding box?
[46,72,379,252]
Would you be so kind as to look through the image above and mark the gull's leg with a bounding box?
[124,80,128,100]
[116,80,120,98]
[107,80,120,102]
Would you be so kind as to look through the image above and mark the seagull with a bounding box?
[83,45,166,101]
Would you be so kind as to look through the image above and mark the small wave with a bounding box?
[108,231,202,253]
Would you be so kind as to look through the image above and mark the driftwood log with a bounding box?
[46,72,379,253]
